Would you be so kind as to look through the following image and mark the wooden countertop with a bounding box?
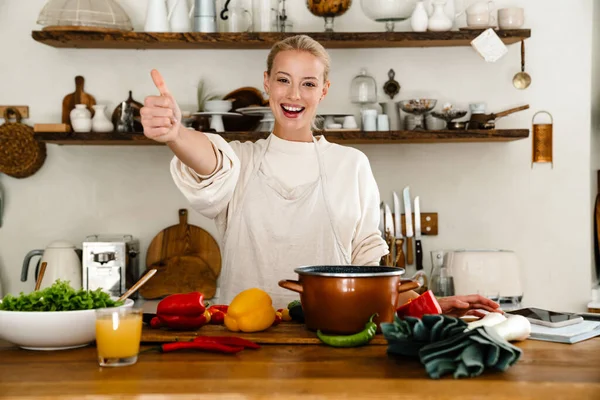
[1,337,599,399]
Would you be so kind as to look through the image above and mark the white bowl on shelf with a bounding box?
[0,298,134,351]
[204,100,233,113]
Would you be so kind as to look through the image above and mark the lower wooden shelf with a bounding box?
[34,129,529,145]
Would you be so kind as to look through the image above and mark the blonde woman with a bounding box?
[141,35,500,316]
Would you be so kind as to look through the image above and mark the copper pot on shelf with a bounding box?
[279,265,419,334]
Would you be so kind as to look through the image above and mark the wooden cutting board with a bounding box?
[62,75,96,124]
[139,209,222,299]
[141,322,387,345]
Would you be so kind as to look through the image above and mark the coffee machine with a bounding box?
[82,234,139,298]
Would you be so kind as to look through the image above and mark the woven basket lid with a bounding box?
[37,0,133,31]
[0,109,47,179]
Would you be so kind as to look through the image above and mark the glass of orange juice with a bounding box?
[95,307,143,367]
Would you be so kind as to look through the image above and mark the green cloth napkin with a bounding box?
[381,315,523,379]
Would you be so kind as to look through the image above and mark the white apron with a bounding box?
[218,134,350,307]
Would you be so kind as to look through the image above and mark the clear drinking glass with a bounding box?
[95,308,143,367]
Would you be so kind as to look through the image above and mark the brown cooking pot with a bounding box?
[278,266,420,335]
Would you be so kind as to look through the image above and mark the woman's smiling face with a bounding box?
[264,50,330,138]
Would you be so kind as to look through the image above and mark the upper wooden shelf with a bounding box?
[31,30,531,50]
[34,129,529,145]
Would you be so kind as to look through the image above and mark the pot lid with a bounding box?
[294,265,405,277]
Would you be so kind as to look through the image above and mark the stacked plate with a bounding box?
[236,107,274,132]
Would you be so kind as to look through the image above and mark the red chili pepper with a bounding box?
[158,310,210,330]
[193,336,260,349]
[396,290,442,319]
[157,292,206,316]
[159,341,243,354]
[150,316,163,329]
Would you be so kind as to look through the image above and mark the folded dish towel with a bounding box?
[381,315,523,379]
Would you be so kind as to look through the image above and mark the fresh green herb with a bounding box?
[0,280,124,311]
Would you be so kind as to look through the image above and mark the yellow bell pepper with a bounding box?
[224,288,276,332]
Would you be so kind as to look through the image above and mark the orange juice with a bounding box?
[95,308,142,363]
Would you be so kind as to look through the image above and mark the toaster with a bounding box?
[444,249,523,300]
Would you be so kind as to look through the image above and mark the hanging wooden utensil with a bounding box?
[531,111,553,167]
[62,76,96,126]
[0,108,46,179]
[35,262,48,291]
[513,40,532,90]
[139,209,222,299]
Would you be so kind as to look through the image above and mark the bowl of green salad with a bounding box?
[0,280,133,350]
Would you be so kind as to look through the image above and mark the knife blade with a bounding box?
[392,192,402,239]
[384,202,395,266]
[384,203,394,237]
[403,187,414,265]
[392,191,405,268]
[379,202,385,237]
[415,196,423,271]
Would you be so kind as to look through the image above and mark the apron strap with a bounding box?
[313,136,351,264]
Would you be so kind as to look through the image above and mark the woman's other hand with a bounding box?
[141,69,183,143]
[437,294,502,318]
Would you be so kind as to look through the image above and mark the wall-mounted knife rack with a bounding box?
[392,213,438,236]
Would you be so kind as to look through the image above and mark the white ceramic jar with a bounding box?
[91,105,114,132]
[70,104,92,132]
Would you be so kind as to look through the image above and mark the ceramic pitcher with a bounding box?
[168,0,192,32]
[145,0,170,32]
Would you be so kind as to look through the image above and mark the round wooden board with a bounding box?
[140,209,222,299]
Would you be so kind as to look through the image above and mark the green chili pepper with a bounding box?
[317,313,378,348]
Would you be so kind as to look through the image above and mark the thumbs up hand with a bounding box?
[141,69,183,143]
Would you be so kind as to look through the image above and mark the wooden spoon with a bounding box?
[513,40,532,90]
[34,262,47,291]
[117,269,157,302]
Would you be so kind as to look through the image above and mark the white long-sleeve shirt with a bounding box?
[170,132,389,274]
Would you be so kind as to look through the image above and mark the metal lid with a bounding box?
[294,265,405,278]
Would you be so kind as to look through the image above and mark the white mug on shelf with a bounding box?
[361,109,378,131]
[377,114,390,131]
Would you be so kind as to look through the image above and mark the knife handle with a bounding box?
[394,239,405,268]
[416,239,423,271]
[406,237,414,265]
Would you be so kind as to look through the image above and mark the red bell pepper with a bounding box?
[157,292,206,316]
[157,310,211,330]
[396,290,442,319]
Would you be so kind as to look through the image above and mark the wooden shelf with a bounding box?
[34,129,529,145]
[31,30,531,50]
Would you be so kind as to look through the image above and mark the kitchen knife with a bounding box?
[392,191,405,268]
[403,187,414,265]
[414,196,423,271]
[384,203,395,266]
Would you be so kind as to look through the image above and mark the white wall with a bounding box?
[0,0,595,311]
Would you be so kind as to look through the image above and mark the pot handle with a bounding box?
[397,279,420,293]
[278,279,303,294]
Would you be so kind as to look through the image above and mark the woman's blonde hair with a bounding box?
[266,35,331,82]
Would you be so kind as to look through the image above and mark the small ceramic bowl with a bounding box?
[204,100,233,113]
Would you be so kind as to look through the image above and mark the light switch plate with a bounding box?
[471,28,508,62]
